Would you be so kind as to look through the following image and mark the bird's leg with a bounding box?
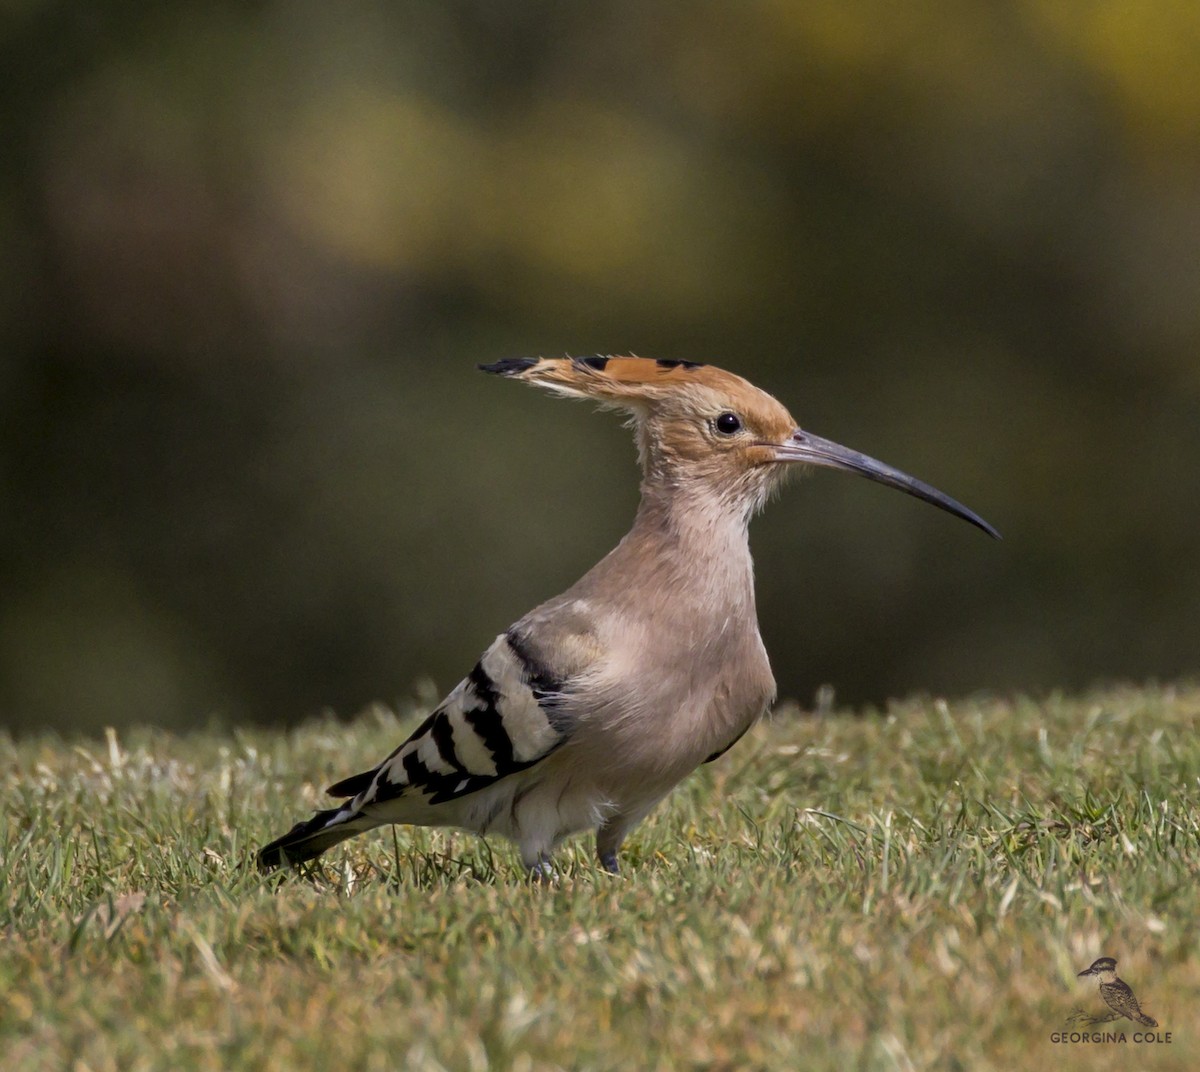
[522,846,557,883]
[596,819,628,875]
[1066,1009,1120,1027]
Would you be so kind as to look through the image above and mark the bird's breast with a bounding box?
[563,617,775,784]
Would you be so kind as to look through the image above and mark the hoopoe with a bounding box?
[258,356,997,876]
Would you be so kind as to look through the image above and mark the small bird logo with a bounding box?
[1073,957,1158,1027]
[257,357,998,877]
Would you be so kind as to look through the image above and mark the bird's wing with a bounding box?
[333,629,576,811]
[1102,981,1144,1020]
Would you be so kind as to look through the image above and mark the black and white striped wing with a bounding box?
[336,630,572,810]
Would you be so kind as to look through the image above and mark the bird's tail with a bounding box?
[1136,1012,1158,1028]
[257,806,377,871]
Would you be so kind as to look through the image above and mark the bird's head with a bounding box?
[482,355,998,537]
[1078,958,1119,979]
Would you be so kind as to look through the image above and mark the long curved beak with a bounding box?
[773,429,1001,539]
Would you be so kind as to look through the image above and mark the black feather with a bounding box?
[478,358,538,376]
[326,768,377,798]
[430,712,465,772]
[704,724,750,764]
[505,629,572,732]
[257,806,360,871]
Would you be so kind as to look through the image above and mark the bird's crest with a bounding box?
[480,355,760,414]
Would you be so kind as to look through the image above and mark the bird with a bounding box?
[1077,957,1158,1027]
[258,356,998,877]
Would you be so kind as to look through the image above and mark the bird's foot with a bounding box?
[598,851,620,875]
[525,857,557,884]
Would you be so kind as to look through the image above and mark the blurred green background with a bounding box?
[2,2,1198,734]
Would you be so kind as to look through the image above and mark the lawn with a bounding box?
[2,685,1197,1071]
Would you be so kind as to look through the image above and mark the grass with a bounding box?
[1,685,1198,1071]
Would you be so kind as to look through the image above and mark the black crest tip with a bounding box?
[572,355,610,372]
[479,358,538,376]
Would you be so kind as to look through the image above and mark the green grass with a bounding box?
[2,686,1198,1071]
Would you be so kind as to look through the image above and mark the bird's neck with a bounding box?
[635,472,753,547]
[611,472,760,613]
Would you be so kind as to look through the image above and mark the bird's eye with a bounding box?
[714,412,742,435]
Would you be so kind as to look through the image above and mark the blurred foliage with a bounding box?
[1,1,1198,732]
